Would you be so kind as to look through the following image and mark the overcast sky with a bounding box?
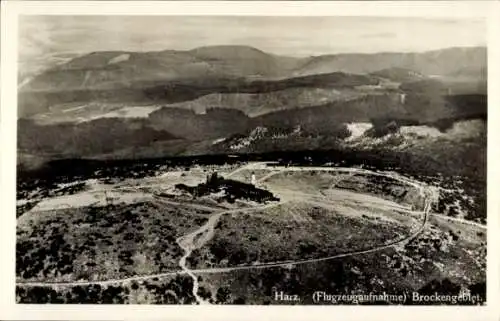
[19,15,486,60]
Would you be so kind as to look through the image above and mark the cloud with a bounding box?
[18,15,486,60]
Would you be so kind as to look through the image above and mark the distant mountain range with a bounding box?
[17,45,487,169]
[19,45,485,114]
[294,46,486,76]
[20,45,486,90]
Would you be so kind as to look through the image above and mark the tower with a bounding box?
[400,93,406,105]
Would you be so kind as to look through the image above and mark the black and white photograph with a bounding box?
[1,1,498,317]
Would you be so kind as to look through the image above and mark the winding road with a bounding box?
[17,161,484,306]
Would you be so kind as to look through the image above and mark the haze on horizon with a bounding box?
[20,15,486,61]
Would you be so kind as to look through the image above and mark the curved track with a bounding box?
[16,198,429,288]
[17,164,434,289]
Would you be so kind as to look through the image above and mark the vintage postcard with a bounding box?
[1,1,499,320]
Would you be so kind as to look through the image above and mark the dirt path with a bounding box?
[16,196,429,288]
[16,163,440,293]
[175,210,227,304]
[174,201,285,304]
[177,242,207,304]
[152,195,221,213]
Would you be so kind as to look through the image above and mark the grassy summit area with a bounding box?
[16,201,210,282]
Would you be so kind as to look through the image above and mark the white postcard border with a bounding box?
[1,1,499,320]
